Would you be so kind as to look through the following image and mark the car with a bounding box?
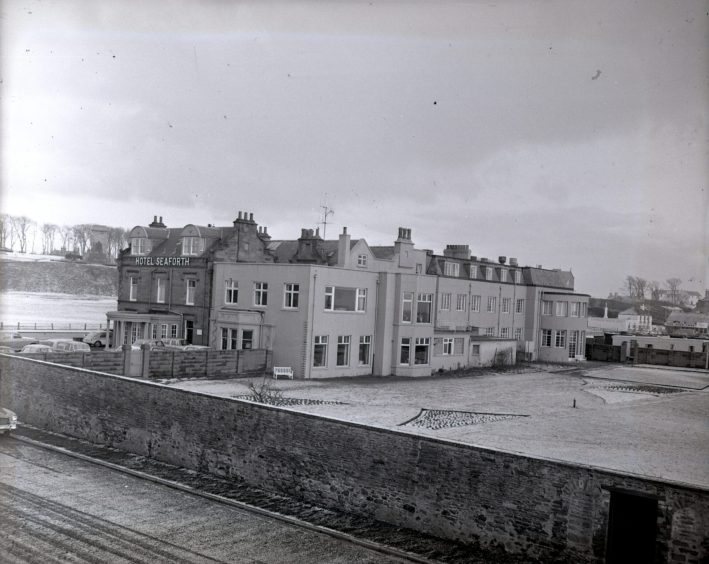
[21,344,54,353]
[131,339,167,351]
[0,407,17,435]
[83,330,112,348]
[162,337,189,350]
[182,344,210,351]
[52,339,91,353]
[0,332,39,352]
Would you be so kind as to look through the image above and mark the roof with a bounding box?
[370,246,395,260]
[525,268,574,290]
[666,311,709,325]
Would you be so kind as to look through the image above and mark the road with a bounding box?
[0,438,407,564]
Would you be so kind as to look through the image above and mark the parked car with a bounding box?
[0,332,38,352]
[21,344,53,353]
[52,339,91,353]
[0,407,17,435]
[83,330,112,348]
[131,339,167,351]
[162,338,189,350]
[182,344,210,351]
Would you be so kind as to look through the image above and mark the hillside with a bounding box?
[0,258,118,296]
[588,297,677,325]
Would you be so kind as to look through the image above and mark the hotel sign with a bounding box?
[134,256,191,266]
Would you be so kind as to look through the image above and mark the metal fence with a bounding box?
[0,322,107,331]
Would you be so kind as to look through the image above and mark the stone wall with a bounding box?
[1,354,707,563]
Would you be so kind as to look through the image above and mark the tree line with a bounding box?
[624,275,685,305]
[0,214,129,259]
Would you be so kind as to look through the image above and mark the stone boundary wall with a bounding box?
[12,348,271,379]
[1,354,707,563]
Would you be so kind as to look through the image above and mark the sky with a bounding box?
[1,0,707,297]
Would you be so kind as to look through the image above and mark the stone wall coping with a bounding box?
[2,353,708,494]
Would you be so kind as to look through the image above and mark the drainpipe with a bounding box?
[371,277,380,376]
[306,270,318,379]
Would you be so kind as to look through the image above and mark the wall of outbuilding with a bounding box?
[1,354,707,564]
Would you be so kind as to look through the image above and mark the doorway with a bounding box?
[606,491,657,564]
[184,320,194,344]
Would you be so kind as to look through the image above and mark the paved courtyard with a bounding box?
[166,363,709,489]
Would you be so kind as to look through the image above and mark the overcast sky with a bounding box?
[2,0,707,297]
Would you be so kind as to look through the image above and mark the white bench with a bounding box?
[272,366,294,380]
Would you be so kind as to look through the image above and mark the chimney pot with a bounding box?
[238,212,242,220]
[249,213,254,222]
[153,215,157,222]
[343,226,348,235]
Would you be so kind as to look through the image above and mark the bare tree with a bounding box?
[59,225,73,251]
[40,223,58,254]
[107,226,128,258]
[666,278,682,305]
[647,281,661,301]
[625,276,637,298]
[10,216,33,253]
[634,277,648,300]
[0,214,13,249]
[72,224,93,256]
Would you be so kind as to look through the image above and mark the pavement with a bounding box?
[166,363,709,489]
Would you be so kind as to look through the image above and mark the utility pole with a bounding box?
[319,196,334,239]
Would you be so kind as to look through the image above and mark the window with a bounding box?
[514,327,523,341]
[440,293,451,310]
[500,327,510,338]
[156,278,166,303]
[182,236,203,256]
[444,261,459,277]
[359,336,371,365]
[568,330,578,358]
[284,283,299,309]
[130,323,144,344]
[487,296,497,313]
[501,298,511,313]
[454,337,464,355]
[357,254,368,267]
[241,330,253,350]
[580,303,588,317]
[485,327,496,337]
[500,269,507,282]
[570,302,580,317]
[414,337,430,365]
[171,324,178,338]
[254,282,268,306]
[555,330,567,348]
[415,264,422,274]
[130,237,150,256]
[472,344,480,355]
[485,267,493,281]
[542,300,553,315]
[541,329,552,347]
[324,286,367,312]
[402,292,413,322]
[469,265,478,279]
[337,336,351,366]
[514,270,522,284]
[400,337,411,365]
[186,279,196,305]
[221,328,237,350]
[129,276,138,301]
[356,288,367,312]
[416,293,432,323]
[225,279,238,304]
[555,301,568,317]
[442,337,454,355]
[515,299,525,314]
[313,335,328,367]
[471,295,481,312]
[456,294,467,311]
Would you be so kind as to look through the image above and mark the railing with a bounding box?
[0,322,107,331]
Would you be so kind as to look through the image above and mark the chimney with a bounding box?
[444,244,470,260]
[249,213,254,222]
[509,257,518,266]
[498,256,507,264]
[337,226,351,267]
[238,212,243,220]
[394,226,415,268]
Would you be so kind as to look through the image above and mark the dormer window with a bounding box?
[131,238,150,256]
[357,254,368,267]
[182,236,204,256]
[444,261,459,277]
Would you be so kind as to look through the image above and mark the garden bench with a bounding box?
[272,366,294,380]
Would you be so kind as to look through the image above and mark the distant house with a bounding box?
[617,307,652,333]
[665,311,709,338]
